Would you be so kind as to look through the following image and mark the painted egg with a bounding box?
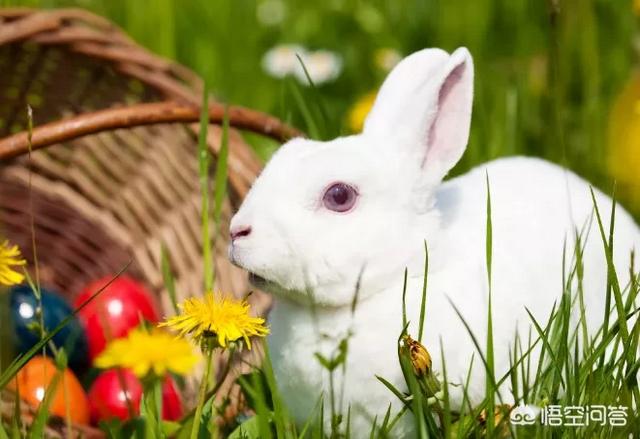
[9,355,90,424]
[73,276,159,360]
[88,369,182,423]
[10,285,89,374]
[162,376,183,421]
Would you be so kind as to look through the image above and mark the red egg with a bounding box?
[161,376,183,420]
[9,356,90,425]
[73,276,159,360]
[88,369,182,423]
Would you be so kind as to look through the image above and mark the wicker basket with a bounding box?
[0,8,299,437]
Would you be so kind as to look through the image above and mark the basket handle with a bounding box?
[0,101,303,160]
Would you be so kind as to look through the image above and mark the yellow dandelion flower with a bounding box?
[0,240,26,286]
[160,292,269,349]
[95,328,199,378]
[347,91,378,133]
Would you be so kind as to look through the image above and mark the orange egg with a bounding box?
[8,355,90,425]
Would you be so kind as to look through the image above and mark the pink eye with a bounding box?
[322,183,358,212]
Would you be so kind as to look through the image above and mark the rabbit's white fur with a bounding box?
[229,47,640,436]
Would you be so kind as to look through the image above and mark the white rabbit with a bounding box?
[228,47,640,437]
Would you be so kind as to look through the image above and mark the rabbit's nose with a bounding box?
[230,225,252,241]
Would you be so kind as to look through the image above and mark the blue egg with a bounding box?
[10,285,89,374]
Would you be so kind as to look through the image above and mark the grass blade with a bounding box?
[485,173,493,287]
[402,268,408,330]
[376,375,409,406]
[524,307,566,389]
[294,54,331,138]
[213,106,230,235]
[288,79,320,139]
[261,344,290,438]
[346,405,352,439]
[379,403,393,432]
[160,244,179,314]
[438,339,451,439]
[27,368,62,439]
[484,173,495,436]
[445,298,501,401]
[418,240,429,342]
[198,86,213,292]
[590,188,627,341]
[298,395,323,439]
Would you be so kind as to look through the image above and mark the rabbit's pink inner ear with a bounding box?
[423,55,473,175]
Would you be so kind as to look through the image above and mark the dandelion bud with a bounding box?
[402,335,431,377]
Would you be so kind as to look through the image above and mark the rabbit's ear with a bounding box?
[363,47,474,183]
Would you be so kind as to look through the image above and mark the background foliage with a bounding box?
[2,0,639,215]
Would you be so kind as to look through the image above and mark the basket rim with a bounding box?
[0,7,201,99]
[0,101,303,161]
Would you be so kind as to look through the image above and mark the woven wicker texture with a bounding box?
[0,8,299,437]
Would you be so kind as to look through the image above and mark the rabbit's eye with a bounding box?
[322,183,358,212]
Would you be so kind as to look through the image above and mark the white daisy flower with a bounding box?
[294,50,343,86]
[262,44,308,79]
[262,46,343,86]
